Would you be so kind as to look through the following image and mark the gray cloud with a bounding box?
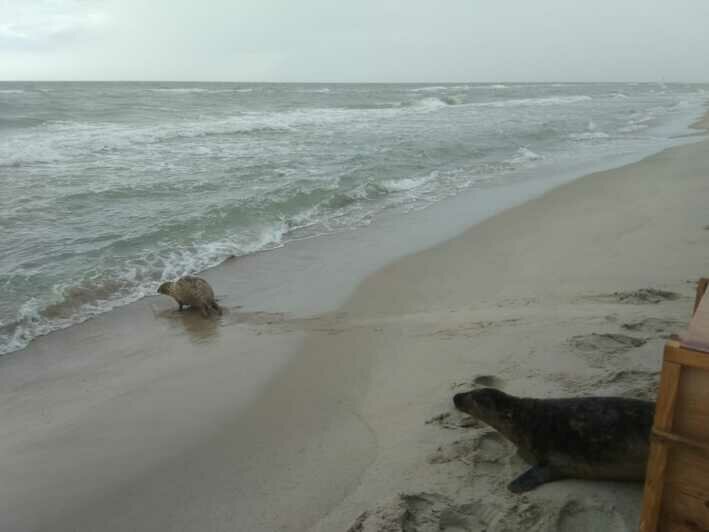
[1,0,708,81]
[0,0,107,51]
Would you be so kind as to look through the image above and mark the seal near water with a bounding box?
[452,388,654,493]
[157,276,222,318]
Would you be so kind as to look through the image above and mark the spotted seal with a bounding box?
[452,387,654,493]
[157,276,222,318]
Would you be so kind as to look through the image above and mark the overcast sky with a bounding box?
[1,0,708,82]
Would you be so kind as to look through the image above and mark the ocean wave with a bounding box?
[569,131,610,140]
[0,115,296,163]
[343,102,402,110]
[409,86,448,92]
[473,95,592,108]
[470,84,509,90]
[298,88,331,93]
[409,97,453,111]
[618,124,648,133]
[148,88,211,93]
[441,95,464,105]
[0,89,25,94]
[507,147,543,164]
[379,174,435,192]
[5,96,473,164]
[148,87,255,94]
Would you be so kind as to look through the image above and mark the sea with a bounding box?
[1,81,707,354]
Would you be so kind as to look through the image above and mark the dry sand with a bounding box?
[1,118,709,531]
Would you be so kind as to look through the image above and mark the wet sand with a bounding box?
[1,117,708,531]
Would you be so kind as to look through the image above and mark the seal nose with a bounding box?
[453,392,466,409]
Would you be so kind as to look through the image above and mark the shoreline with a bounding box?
[2,98,706,357]
[1,115,708,530]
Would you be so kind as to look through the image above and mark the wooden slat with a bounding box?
[662,483,709,532]
[655,358,682,431]
[665,446,709,492]
[662,449,709,532]
[661,516,709,532]
[640,358,682,532]
[667,346,709,371]
[673,366,709,442]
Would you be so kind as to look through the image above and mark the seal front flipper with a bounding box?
[508,465,560,493]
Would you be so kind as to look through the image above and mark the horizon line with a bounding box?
[1,79,707,84]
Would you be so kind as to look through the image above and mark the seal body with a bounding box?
[157,276,222,318]
[452,388,654,493]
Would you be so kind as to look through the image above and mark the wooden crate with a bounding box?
[639,279,709,532]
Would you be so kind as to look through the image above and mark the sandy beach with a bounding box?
[1,115,709,531]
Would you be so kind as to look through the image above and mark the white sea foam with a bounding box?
[508,147,543,164]
[299,88,331,93]
[569,131,610,140]
[473,95,592,108]
[470,84,509,90]
[409,86,448,92]
[379,174,434,192]
[619,124,649,133]
[149,88,211,93]
[410,97,450,111]
[0,89,25,94]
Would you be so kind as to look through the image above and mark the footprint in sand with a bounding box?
[347,492,487,532]
[555,499,628,532]
[620,317,683,339]
[592,288,681,305]
[556,369,659,401]
[594,369,659,401]
[569,333,646,354]
[348,492,547,532]
[428,430,513,481]
[569,333,648,368]
[430,319,521,340]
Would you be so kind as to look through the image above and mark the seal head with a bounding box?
[453,388,524,444]
[157,281,174,296]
